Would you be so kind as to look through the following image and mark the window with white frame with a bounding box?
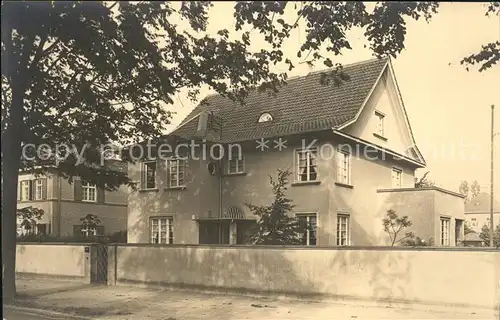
[337,214,350,246]
[440,217,450,246]
[81,226,97,237]
[82,182,97,202]
[375,111,385,136]
[471,218,477,227]
[34,179,44,200]
[336,148,351,185]
[296,149,318,182]
[228,155,244,174]
[167,158,186,188]
[17,223,47,236]
[391,167,402,188]
[20,181,30,201]
[141,160,157,189]
[297,214,317,246]
[150,217,174,244]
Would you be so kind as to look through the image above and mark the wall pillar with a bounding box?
[107,245,117,286]
[83,245,92,284]
[229,221,237,244]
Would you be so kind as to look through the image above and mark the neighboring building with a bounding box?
[127,57,465,246]
[17,161,128,237]
[463,232,484,247]
[464,192,500,233]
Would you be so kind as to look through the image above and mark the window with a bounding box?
[150,217,174,244]
[296,149,318,182]
[167,158,186,188]
[337,215,350,246]
[141,161,157,189]
[336,148,351,185]
[36,224,47,235]
[440,217,450,246]
[20,181,31,201]
[228,155,244,174]
[391,167,402,188]
[375,111,385,136]
[81,226,96,237]
[297,214,317,246]
[73,225,103,237]
[82,182,97,202]
[258,112,273,123]
[35,179,44,200]
[471,218,477,227]
[17,223,47,236]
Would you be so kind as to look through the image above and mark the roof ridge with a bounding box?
[193,57,388,103]
[299,56,388,79]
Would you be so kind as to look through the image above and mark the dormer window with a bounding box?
[258,112,273,123]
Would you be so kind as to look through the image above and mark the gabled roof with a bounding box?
[170,56,424,165]
[172,57,389,143]
[465,192,500,214]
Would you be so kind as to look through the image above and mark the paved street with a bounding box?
[4,309,48,320]
[6,278,498,320]
[3,307,78,320]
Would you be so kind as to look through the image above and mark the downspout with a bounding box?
[218,116,223,244]
[57,174,62,236]
[218,114,223,219]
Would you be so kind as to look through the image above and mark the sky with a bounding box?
[165,2,500,195]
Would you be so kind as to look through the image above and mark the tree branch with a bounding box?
[28,34,49,73]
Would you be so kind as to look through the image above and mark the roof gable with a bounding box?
[172,57,389,143]
[339,61,425,164]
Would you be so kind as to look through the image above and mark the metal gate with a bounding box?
[91,244,108,283]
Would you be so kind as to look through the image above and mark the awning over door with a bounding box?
[194,205,255,221]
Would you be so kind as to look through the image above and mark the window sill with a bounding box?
[82,200,97,203]
[373,133,388,141]
[138,188,159,193]
[223,172,247,177]
[291,180,321,187]
[165,186,186,191]
[335,182,354,189]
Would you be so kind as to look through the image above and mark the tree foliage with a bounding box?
[464,221,475,235]
[479,224,500,248]
[245,169,305,245]
[16,206,44,233]
[80,213,101,230]
[458,180,481,202]
[414,171,435,188]
[382,209,414,246]
[401,235,434,247]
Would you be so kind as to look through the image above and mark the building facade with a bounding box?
[17,163,128,237]
[464,192,500,233]
[127,57,465,246]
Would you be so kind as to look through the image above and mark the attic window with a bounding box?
[258,112,273,123]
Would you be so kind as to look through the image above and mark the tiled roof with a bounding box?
[171,57,389,143]
[465,192,500,213]
[464,232,482,242]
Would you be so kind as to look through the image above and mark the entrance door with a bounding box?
[198,221,230,244]
[219,221,230,244]
[455,219,464,246]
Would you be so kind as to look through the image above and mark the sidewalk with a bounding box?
[8,278,498,320]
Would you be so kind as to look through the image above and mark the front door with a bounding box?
[455,219,464,246]
[198,221,230,244]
